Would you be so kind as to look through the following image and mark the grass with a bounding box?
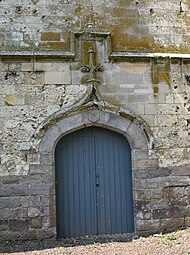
[36,237,45,243]
[0,239,19,247]
[158,233,181,246]
[0,228,189,254]
[1,240,9,247]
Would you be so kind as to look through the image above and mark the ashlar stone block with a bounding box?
[39,124,62,153]
[21,63,34,72]
[28,208,41,218]
[104,114,131,133]
[30,217,42,229]
[61,72,71,84]
[4,94,25,106]
[9,220,29,231]
[45,72,62,84]
[56,113,84,134]
[145,104,158,115]
[45,71,71,84]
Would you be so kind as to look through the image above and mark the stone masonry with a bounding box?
[0,0,190,240]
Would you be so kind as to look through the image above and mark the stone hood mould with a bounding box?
[34,81,154,150]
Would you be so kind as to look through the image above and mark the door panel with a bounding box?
[56,129,97,238]
[55,127,134,238]
[94,128,134,235]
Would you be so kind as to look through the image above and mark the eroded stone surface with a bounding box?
[0,0,190,241]
[0,57,189,240]
[0,0,190,52]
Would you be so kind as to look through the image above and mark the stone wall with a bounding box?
[0,0,190,241]
[1,0,190,52]
[0,55,189,240]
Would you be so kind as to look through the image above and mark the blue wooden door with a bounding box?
[55,127,134,238]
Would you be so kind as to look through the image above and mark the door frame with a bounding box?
[37,108,153,238]
[55,126,134,238]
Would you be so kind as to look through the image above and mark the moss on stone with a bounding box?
[41,32,61,42]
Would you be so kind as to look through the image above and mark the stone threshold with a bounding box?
[57,232,137,244]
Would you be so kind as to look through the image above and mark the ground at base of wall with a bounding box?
[0,228,190,255]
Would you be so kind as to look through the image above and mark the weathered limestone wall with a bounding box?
[1,58,190,174]
[100,59,190,168]
[0,0,190,241]
[1,0,190,52]
[0,56,189,239]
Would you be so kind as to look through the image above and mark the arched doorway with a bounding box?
[55,127,134,238]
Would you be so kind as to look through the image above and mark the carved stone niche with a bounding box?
[71,31,112,64]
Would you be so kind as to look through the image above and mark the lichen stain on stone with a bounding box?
[38,42,68,51]
[97,4,155,51]
[99,89,121,106]
[103,95,120,107]
[82,41,94,65]
[151,62,171,87]
[31,0,39,4]
[116,0,131,6]
[72,1,156,52]
[80,75,89,84]
[112,31,154,51]
[74,5,82,15]
[41,32,61,42]
[2,0,190,52]
[153,85,159,95]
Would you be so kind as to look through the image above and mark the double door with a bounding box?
[55,127,134,238]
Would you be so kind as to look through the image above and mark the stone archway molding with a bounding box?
[35,82,154,162]
[31,82,155,238]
